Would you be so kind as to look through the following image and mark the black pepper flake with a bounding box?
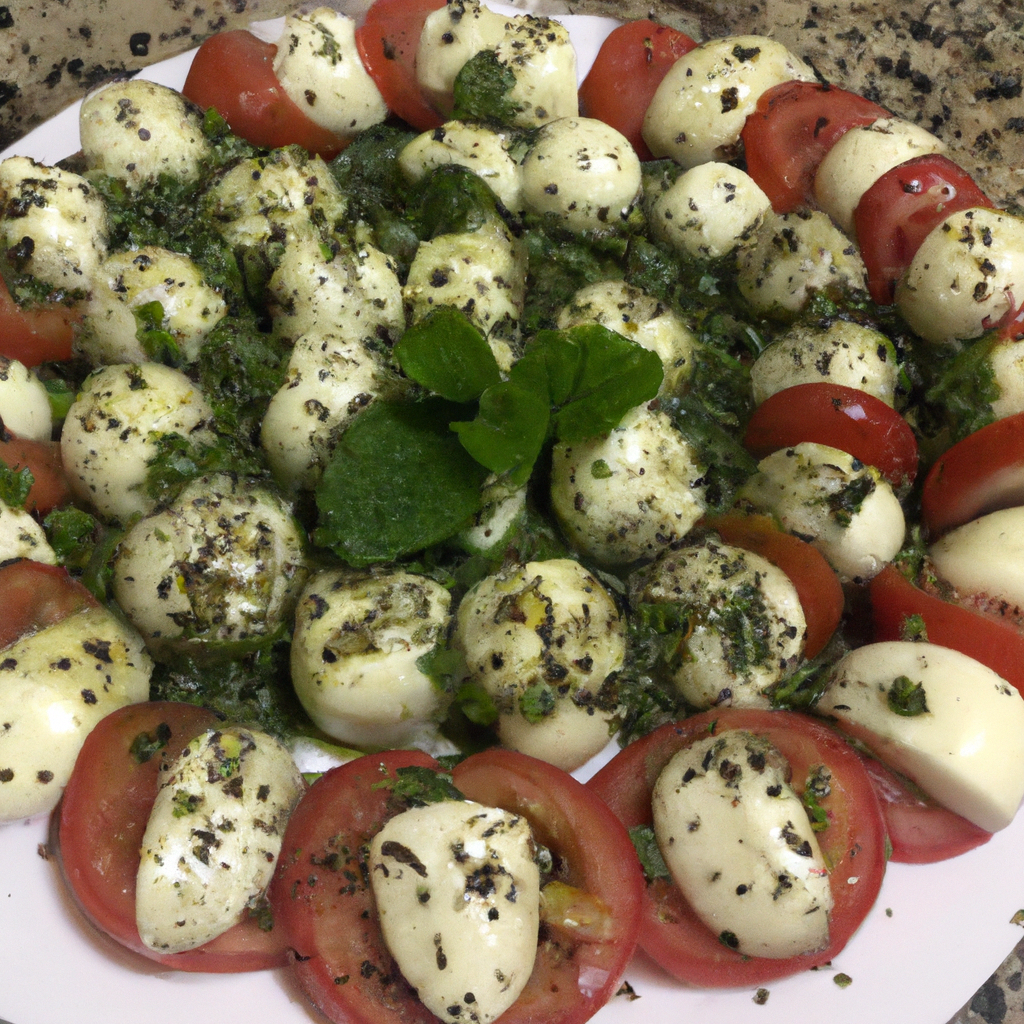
[0,768,14,783]
[37,770,54,784]
[129,32,151,57]
[81,689,97,705]
[0,658,16,671]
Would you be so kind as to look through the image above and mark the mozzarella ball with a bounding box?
[455,558,624,771]
[399,121,524,213]
[896,207,1024,345]
[642,36,815,169]
[551,403,707,566]
[737,209,867,315]
[521,117,641,234]
[631,541,806,709]
[60,363,217,524]
[650,162,771,261]
[290,568,452,748]
[458,477,527,556]
[738,442,905,583]
[814,118,946,237]
[0,156,108,289]
[557,280,695,394]
[0,497,56,564]
[0,357,51,441]
[989,339,1024,421]
[111,473,308,656]
[272,8,388,138]
[80,78,211,187]
[79,246,227,365]
[751,320,900,406]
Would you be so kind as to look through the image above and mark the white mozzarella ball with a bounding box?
[737,209,867,315]
[80,246,227,365]
[632,541,806,709]
[0,357,51,440]
[819,642,1024,832]
[290,568,452,748]
[0,156,108,289]
[989,339,1024,421]
[653,731,832,958]
[650,162,771,261]
[80,78,211,187]
[814,118,946,237]
[556,280,695,393]
[550,403,706,567]
[455,559,624,771]
[111,473,308,654]
[739,442,905,583]
[370,800,540,1024]
[272,8,388,138]
[399,121,524,213]
[60,363,217,524]
[0,605,152,822]
[751,320,900,406]
[642,36,815,169]
[458,477,527,555]
[0,497,56,564]
[137,726,304,953]
[896,207,1024,345]
[521,117,641,234]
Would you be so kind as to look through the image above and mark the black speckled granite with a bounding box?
[950,939,1024,1024]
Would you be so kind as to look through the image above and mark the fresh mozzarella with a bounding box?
[0,356,51,440]
[0,496,56,564]
[521,117,641,234]
[630,540,807,709]
[290,568,452,748]
[895,207,1024,345]
[989,339,1024,421]
[0,606,152,822]
[272,8,388,138]
[642,36,815,169]
[653,730,832,958]
[458,477,527,555]
[550,403,706,566]
[818,641,1024,832]
[814,118,946,237]
[370,799,540,1024]
[60,363,217,524]
[136,726,304,953]
[454,558,624,771]
[738,442,905,583]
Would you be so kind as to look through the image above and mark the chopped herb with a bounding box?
[900,613,929,643]
[128,722,172,764]
[371,765,465,808]
[452,49,523,125]
[628,824,671,881]
[833,972,853,988]
[887,675,929,716]
[753,988,770,1005]
[0,461,33,508]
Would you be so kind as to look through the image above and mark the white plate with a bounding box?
[2,9,1022,1024]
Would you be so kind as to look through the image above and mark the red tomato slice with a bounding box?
[355,0,446,131]
[578,20,697,161]
[0,276,78,366]
[0,559,98,650]
[858,750,991,863]
[0,430,73,515]
[855,154,993,305]
[588,709,886,987]
[182,30,347,158]
[705,512,844,658]
[920,411,1024,538]
[741,81,889,214]
[271,748,643,1024]
[743,381,919,488]
[57,701,291,972]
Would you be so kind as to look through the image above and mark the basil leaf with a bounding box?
[888,675,929,716]
[0,461,33,509]
[452,49,523,125]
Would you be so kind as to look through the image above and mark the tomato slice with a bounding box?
[0,276,78,366]
[355,0,446,132]
[0,560,98,651]
[705,512,844,658]
[0,430,73,515]
[182,30,347,158]
[271,748,643,1024]
[578,20,697,161]
[743,381,919,488]
[741,81,889,214]
[57,701,291,972]
[587,709,886,987]
[854,154,993,305]
[920,411,1024,538]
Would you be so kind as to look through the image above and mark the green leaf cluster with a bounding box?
[452,49,523,125]
[0,460,32,508]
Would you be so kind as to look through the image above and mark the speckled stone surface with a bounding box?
[950,939,1024,1024]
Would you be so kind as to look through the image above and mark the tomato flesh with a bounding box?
[743,381,919,488]
[0,276,78,367]
[0,431,73,514]
[578,20,697,161]
[0,559,97,651]
[587,709,886,987]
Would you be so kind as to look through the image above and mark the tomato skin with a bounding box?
[588,709,886,987]
[57,701,292,972]
[0,276,78,367]
[0,560,98,651]
[578,20,697,161]
[741,81,889,214]
[182,30,347,158]
[0,431,73,515]
[355,0,446,131]
[705,512,844,658]
[743,382,919,488]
